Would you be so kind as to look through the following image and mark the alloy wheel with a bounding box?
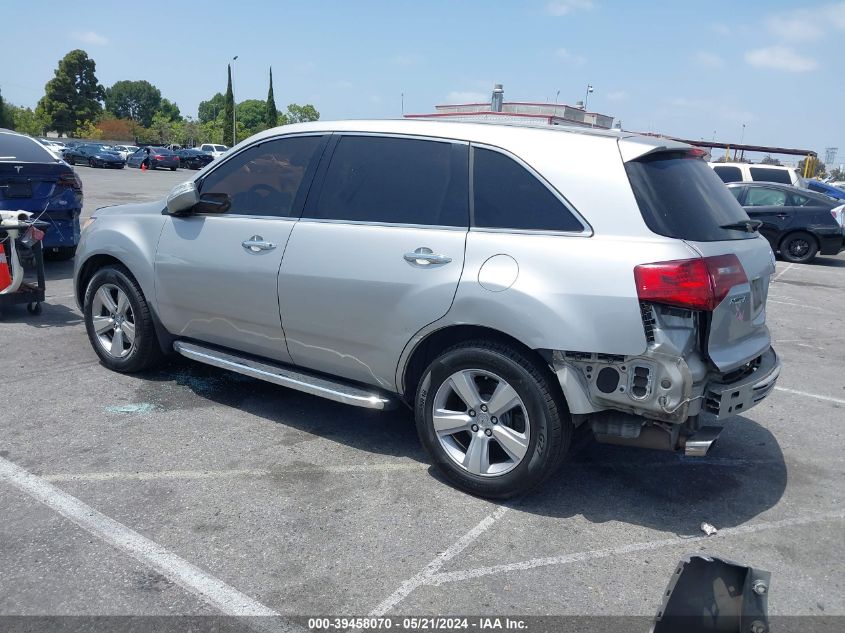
[91,284,136,358]
[788,238,810,258]
[432,369,530,477]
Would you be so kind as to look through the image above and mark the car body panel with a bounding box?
[279,221,468,388]
[154,215,296,363]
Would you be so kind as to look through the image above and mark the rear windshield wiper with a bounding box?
[720,220,762,232]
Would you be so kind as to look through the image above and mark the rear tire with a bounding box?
[780,231,818,264]
[415,341,571,499]
[170,166,177,171]
[88,158,97,168]
[83,265,163,373]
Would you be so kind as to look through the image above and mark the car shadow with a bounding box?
[0,301,82,327]
[133,359,786,536]
[811,256,845,268]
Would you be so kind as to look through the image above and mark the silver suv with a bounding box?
[74,120,781,498]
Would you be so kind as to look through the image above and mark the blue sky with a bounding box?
[3,1,843,163]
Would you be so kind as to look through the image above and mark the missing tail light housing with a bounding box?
[831,205,845,228]
[634,254,747,311]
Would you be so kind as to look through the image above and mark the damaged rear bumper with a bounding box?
[703,347,780,418]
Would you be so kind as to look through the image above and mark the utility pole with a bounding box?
[232,55,239,145]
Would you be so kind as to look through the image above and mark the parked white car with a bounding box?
[198,143,229,158]
[709,162,805,187]
[112,145,140,161]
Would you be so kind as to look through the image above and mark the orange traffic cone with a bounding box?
[0,243,12,292]
[141,161,147,171]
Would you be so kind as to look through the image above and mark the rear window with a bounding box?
[749,167,791,184]
[625,152,755,241]
[713,165,742,183]
[0,133,57,162]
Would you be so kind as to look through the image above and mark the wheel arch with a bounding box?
[399,324,564,406]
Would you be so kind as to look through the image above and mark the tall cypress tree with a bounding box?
[223,64,234,146]
[265,67,278,128]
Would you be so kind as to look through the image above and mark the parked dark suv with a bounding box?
[727,182,845,263]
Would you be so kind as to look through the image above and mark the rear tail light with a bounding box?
[634,254,748,311]
[57,173,83,192]
[831,205,845,228]
[155,154,164,160]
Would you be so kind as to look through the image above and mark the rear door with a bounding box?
[154,134,325,362]
[625,151,774,372]
[741,186,793,247]
[278,134,469,389]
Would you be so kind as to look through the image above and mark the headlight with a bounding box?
[81,217,97,232]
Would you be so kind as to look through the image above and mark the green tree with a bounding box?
[285,103,320,123]
[148,112,174,144]
[829,167,844,181]
[0,87,14,128]
[156,98,181,122]
[236,99,267,136]
[760,155,782,166]
[104,80,162,127]
[266,67,278,128]
[38,49,105,136]
[223,65,234,146]
[10,106,50,136]
[198,93,225,124]
[74,120,102,140]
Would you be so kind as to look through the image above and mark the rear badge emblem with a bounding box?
[730,296,748,321]
[14,165,22,173]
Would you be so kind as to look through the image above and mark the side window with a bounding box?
[308,136,468,226]
[473,147,583,232]
[789,193,812,207]
[728,187,745,202]
[749,167,791,184]
[200,135,322,217]
[713,166,742,183]
[744,187,788,207]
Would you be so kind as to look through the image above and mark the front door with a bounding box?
[154,134,325,362]
[742,186,793,248]
[278,134,469,389]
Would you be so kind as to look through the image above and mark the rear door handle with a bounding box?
[242,235,277,252]
[404,247,452,266]
[776,213,789,219]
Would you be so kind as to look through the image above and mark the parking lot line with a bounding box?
[772,263,796,281]
[426,507,845,586]
[369,506,510,616]
[43,462,427,482]
[774,386,845,405]
[0,455,280,618]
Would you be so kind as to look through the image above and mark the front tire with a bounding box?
[780,231,818,263]
[83,265,163,373]
[88,158,97,168]
[415,341,571,498]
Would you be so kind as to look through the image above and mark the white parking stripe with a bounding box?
[0,456,280,618]
[426,507,845,586]
[772,263,795,281]
[774,386,845,405]
[369,506,509,616]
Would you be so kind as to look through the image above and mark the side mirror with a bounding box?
[194,192,231,214]
[165,181,200,215]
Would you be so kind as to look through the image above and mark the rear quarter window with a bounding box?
[625,152,756,241]
[749,167,791,184]
[713,165,742,183]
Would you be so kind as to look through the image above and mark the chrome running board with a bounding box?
[682,426,723,457]
[173,341,396,410]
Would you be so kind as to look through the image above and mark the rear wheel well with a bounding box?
[402,325,561,404]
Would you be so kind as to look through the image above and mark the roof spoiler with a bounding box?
[618,137,693,162]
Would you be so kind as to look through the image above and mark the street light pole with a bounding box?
[584,84,593,110]
[232,55,238,146]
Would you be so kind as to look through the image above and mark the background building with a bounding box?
[405,84,615,129]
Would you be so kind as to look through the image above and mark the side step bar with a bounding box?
[173,341,396,410]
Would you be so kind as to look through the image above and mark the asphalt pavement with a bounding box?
[1,165,843,629]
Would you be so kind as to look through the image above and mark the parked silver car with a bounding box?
[74,120,781,497]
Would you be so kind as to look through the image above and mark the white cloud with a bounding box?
[546,0,593,16]
[692,51,724,68]
[766,12,824,42]
[556,47,586,66]
[445,91,489,104]
[606,90,628,101]
[745,46,818,72]
[71,31,108,46]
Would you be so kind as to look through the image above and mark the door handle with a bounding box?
[242,235,277,252]
[404,247,452,266]
[776,213,788,219]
